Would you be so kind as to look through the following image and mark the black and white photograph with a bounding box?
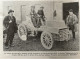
[3,0,79,51]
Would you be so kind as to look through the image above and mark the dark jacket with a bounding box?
[3,15,18,34]
[66,14,78,32]
[37,10,45,18]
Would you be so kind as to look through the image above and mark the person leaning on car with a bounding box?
[3,9,18,49]
[66,9,78,40]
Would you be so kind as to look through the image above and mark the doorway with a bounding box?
[63,2,79,21]
[21,5,26,21]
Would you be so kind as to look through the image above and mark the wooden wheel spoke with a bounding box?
[41,31,54,49]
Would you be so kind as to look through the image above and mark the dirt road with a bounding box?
[3,33,79,51]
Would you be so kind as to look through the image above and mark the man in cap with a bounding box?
[30,6,37,36]
[30,6,37,27]
[66,9,78,40]
[37,6,45,27]
[3,9,18,48]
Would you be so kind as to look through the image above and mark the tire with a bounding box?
[41,31,54,49]
[18,23,28,41]
[59,29,71,41]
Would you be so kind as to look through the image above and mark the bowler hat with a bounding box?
[8,9,14,14]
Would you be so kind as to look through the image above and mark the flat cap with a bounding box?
[31,6,35,8]
[69,9,73,12]
[40,6,44,8]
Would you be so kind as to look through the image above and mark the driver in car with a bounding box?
[37,6,46,27]
[30,6,37,36]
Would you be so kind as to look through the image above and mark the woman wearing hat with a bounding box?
[3,9,18,48]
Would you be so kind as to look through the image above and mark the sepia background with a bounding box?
[0,0,80,59]
[2,0,79,51]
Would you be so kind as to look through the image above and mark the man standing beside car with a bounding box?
[3,9,18,49]
[66,9,78,40]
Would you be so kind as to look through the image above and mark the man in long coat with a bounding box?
[3,9,18,48]
[66,9,78,40]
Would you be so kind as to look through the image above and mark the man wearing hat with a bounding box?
[3,9,18,48]
[30,6,37,27]
[37,6,45,27]
[30,6,38,36]
[66,9,78,40]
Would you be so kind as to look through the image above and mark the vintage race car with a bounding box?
[18,15,72,49]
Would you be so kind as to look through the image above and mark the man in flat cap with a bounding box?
[30,6,38,36]
[30,6,37,27]
[3,9,18,48]
[66,9,78,40]
[37,6,45,27]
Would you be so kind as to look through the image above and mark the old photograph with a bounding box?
[3,0,79,51]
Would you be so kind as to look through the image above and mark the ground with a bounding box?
[3,32,79,51]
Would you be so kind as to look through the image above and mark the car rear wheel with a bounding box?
[18,23,28,41]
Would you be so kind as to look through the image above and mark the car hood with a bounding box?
[46,20,68,29]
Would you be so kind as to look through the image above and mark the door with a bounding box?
[63,2,79,21]
[21,5,26,21]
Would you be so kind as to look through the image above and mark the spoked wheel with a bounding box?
[59,29,72,41]
[41,31,53,49]
[18,23,28,41]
